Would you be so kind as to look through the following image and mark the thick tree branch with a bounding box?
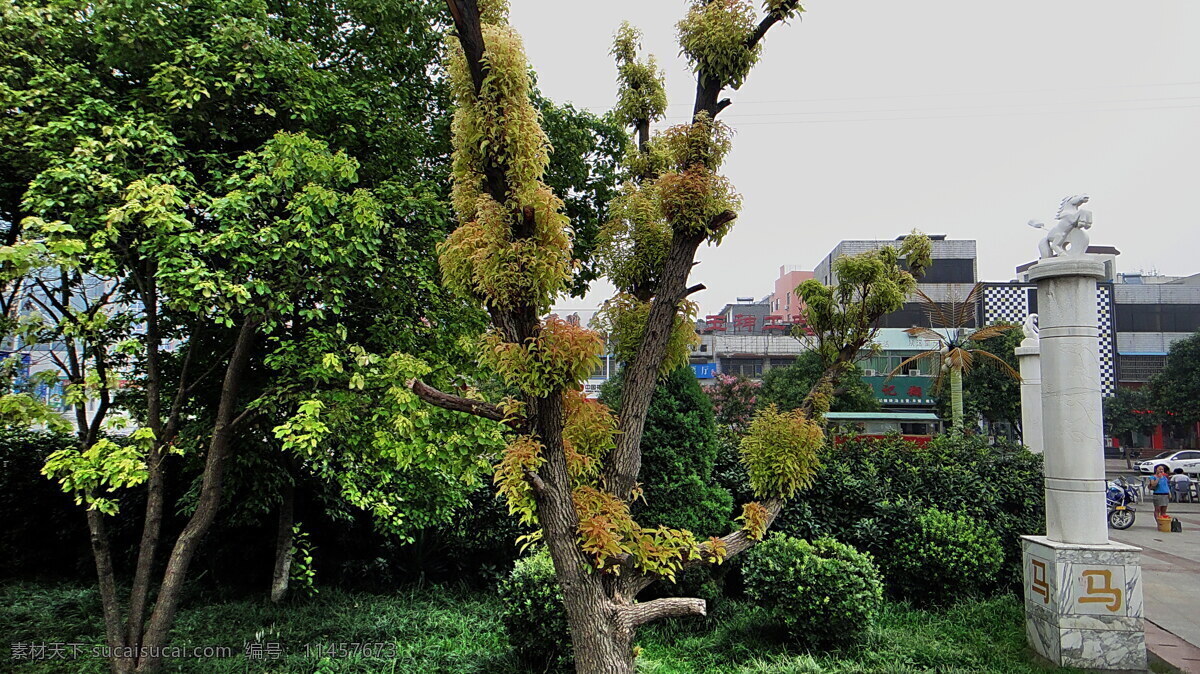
[682,283,706,298]
[408,378,520,430]
[446,0,510,206]
[616,597,707,629]
[747,3,798,50]
[709,209,737,232]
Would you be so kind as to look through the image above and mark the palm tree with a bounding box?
[888,285,1020,434]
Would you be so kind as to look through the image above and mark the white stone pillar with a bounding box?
[1027,257,1108,545]
[1015,337,1043,455]
[1020,206,1145,672]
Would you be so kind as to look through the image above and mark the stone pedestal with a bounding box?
[1027,257,1108,545]
[1015,340,1042,454]
[1023,254,1147,671]
[1022,537,1146,671]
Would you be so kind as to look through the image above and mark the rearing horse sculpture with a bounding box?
[1028,194,1092,258]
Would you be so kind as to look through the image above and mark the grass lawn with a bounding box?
[1,581,1083,673]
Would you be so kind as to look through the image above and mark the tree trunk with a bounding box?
[127,275,164,649]
[269,481,296,604]
[86,507,134,674]
[132,317,257,673]
[125,450,164,650]
[950,366,964,433]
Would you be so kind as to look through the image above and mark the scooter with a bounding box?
[1106,477,1138,530]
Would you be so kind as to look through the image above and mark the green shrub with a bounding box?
[886,508,1003,606]
[758,434,1043,596]
[741,534,883,648]
[498,550,571,671]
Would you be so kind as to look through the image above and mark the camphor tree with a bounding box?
[410,2,927,671]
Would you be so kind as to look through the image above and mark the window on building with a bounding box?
[1115,304,1200,333]
[901,258,975,283]
[724,358,764,377]
[1118,355,1166,383]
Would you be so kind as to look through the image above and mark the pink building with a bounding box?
[767,266,814,318]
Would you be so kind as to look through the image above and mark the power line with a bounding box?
[569,79,1200,113]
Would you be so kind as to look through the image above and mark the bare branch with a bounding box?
[683,283,706,298]
[708,209,737,233]
[408,378,520,430]
[616,597,707,629]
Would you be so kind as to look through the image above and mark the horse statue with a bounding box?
[1028,194,1092,258]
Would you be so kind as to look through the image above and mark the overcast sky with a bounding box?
[511,0,1200,319]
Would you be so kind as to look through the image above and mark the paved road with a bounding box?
[1107,461,1200,672]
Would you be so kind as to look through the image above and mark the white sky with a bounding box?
[514,0,1200,319]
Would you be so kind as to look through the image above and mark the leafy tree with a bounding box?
[1104,386,1157,442]
[1104,386,1158,468]
[760,351,877,414]
[1150,330,1200,426]
[0,2,497,670]
[794,233,933,418]
[888,286,1020,434]
[410,2,820,670]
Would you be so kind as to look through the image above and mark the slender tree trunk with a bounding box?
[132,318,257,673]
[125,450,163,650]
[950,366,964,433]
[269,481,296,604]
[86,507,134,674]
[127,276,164,649]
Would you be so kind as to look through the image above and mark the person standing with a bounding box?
[1150,464,1172,520]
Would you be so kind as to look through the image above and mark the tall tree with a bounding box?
[794,234,933,419]
[1103,386,1158,468]
[934,322,1022,432]
[1150,330,1200,426]
[409,3,930,672]
[0,1,486,671]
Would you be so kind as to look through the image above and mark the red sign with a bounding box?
[733,314,756,331]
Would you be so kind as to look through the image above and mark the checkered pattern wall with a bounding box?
[981,283,1116,397]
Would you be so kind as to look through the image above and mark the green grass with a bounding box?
[1,581,1081,673]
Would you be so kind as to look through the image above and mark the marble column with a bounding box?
[1020,206,1145,671]
[1015,336,1042,455]
[1027,257,1108,545]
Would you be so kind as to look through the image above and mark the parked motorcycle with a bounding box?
[1106,478,1138,530]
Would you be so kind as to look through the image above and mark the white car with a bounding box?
[1136,450,1200,474]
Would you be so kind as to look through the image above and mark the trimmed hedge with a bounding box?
[742,534,883,647]
[886,507,1004,606]
[498,550,571,671]
[719,434,1044,602]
